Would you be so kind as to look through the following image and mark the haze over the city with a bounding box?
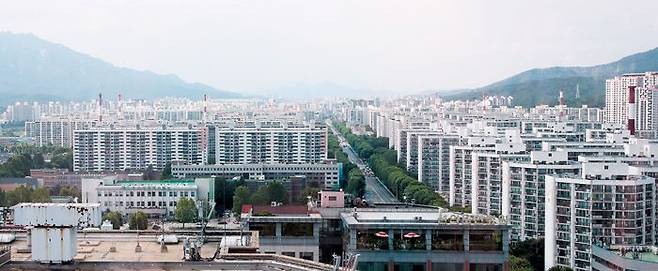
[2,0,658,96]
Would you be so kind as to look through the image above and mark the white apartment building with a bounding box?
[405,130,441,175]
[502,151,581,241]
[470,146,528,216]
[605,72,658,130]
[417,134,461,192]
[544,163,656,271]
[449,137,496,207]
[25,119,96,147]
[214,123,327,164]
[82,177,215,218]
[73,125,207,172]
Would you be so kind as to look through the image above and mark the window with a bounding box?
[250,223,276,236]
[469,231,502,251]
[328,196,337,201]
[432,231,463,251]
[281,252,295,257]
[282,223,314,237]
[299,252,313,260]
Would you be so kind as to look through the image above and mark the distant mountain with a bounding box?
[0,32,240,106]
[440,47,658,107]
[257,81,380,99]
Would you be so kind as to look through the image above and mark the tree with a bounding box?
[143,165,159,180]
[59,186,81,199]
[250,186,271,205]
[214,177,243,213]
[268,181,289,204]
[129,211,148,230]
[298,187,320,203]
[7,185,33,205]
[511,238,544,271]
[232,186,250,216]
[31,187,51,203]
[0,189,6,207]
[346,168,365,197]
[175,197,198,228]
[160,163,172,180]
[509,256,533,271]
[103,211,124,229]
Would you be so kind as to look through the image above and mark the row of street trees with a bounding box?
[101,197,200,230]
[0,185,51,206]
[327,125,367,197]
[334,122,450,208]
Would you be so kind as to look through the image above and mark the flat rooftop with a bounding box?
[340,208,507,228]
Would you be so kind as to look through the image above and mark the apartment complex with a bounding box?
[417,134,460,192]
[544,163,656,271]
[502,151,581,241]
[214,122,327,164]
[73,125,207,172]
[25,118,96,147]
[605,72,658,133]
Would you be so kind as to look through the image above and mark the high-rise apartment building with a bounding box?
[502,151,581,241]
[214,122,327,164]
[417,134,461,192]
[449,137,496,207]
[544,163,656,271]
[25,119,96,147]
[605,72,658,134]
[73,125,207,172]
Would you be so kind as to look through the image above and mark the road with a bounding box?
[328,121,398,204]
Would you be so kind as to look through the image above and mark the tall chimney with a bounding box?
[117,93,123,113]
[627,86,636,135]
[559,90,565,120]
[98,93,103,122]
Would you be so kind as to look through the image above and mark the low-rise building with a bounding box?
[81,178,215,218]
[242,204,322,262]
[172,161,341,190]
[341,208,511,271]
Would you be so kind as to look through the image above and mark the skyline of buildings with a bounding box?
[1,72,658,270]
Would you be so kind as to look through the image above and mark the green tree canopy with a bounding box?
[250,186,271,205]
[268,181,289,204]
[175,197,198,228]
[129,211,148,230]
[232,186,250,216]
[31,187,50,203]
[103,211,124,230]
[160,163,172,180]
[510,256,533,271]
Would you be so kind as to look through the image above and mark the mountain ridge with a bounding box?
[440,46,658,107]
[0,32,241,106]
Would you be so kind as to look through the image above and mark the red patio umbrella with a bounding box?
[404,232,421,238]
[375,231,389,238]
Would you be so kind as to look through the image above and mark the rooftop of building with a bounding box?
[241,204,321,220]
[340,208,508,229]
[5,231,333,271]
[115,179,196,186]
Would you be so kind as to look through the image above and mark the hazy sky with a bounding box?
[2,0,658,95]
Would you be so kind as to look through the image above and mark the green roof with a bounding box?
[116,179,195,187]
